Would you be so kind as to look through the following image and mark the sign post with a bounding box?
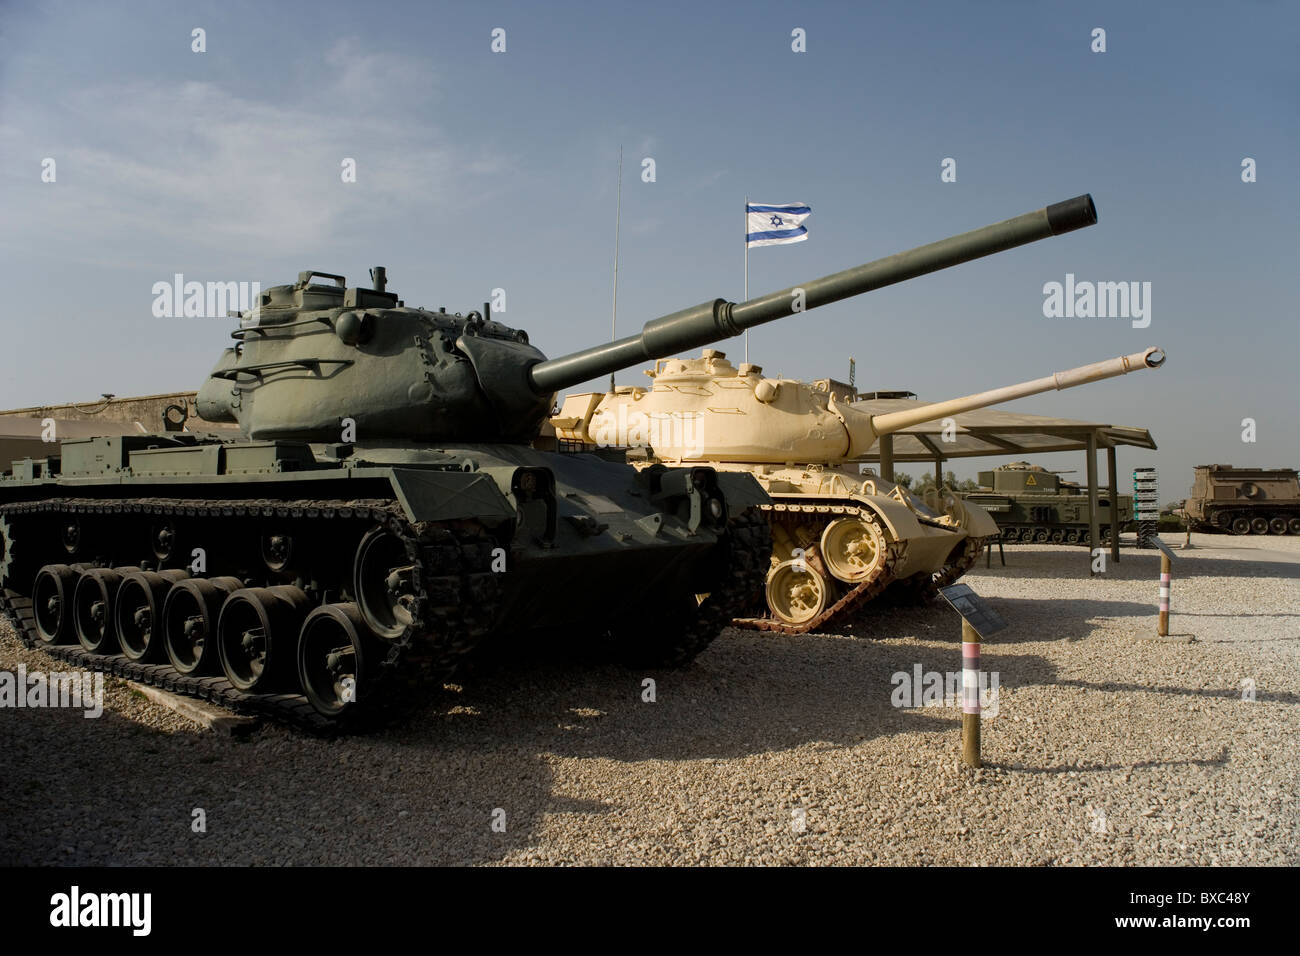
[1148,536,1178,636]
[961,619,981,767]
[939,584,1007,769]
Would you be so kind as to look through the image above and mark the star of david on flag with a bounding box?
[746,202,810,247]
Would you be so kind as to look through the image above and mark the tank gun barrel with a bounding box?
[528,194,1098,395]
[851,348,1166,453]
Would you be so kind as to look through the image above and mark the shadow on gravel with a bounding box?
[857,595,1156,644]
[0,704,257,867]
[828,588,1161,644]
[0,672,555,867]
[1164,556,1300,579]
[435,631,1052,766]
[969,546,1300,581]
[1054,678,1300,706]
[998,745,1231,775]
[1,621,1059,867]
[1176,612,1300,618]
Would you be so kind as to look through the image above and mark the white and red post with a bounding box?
[1158,553,1172,636]
[961,619,982,768]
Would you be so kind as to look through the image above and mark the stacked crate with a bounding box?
[1133,467,1159,547]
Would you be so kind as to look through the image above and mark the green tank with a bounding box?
[961,461,1134,545]
[0,195,1099,731]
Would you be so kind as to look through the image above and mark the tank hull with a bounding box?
[739,466,997,632]
[0,435,770,731]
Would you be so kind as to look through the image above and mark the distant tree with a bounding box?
[915,470,979,494]
[893,471,914,490]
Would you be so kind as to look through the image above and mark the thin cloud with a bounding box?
[0,42,511,257]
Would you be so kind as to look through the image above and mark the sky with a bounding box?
[1,0,1296,497]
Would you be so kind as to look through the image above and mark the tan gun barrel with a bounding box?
[864,347,1166,442]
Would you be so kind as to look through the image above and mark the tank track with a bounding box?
[630,506,772,664]
[933,535,991,589]
[875,532,993,607]
[998,524,1113,546]
[1196,509,1300,536]
[0,496,499,736]
[733,502,908,635]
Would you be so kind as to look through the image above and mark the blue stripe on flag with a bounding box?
[747,204,811,215]
[746,226,808,242]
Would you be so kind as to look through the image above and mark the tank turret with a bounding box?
[197,195,1098,443]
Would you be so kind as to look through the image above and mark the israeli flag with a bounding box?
[746,202,810,247]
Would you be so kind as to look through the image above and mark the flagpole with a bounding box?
[609,147,623,393]
[744,195,749,363]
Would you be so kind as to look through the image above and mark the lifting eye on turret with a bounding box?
[755,379,781,403]
[336,311,375,346]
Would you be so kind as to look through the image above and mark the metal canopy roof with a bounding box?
[850,399,1157,462]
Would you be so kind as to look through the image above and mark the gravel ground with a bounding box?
[2,532,1296,866]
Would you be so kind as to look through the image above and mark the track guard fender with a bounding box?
[386,468,516,525]
[850,493,925,541]
[711,471,771,513]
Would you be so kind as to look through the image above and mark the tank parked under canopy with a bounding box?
[961,461,1135,545]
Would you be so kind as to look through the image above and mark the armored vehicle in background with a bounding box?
[961,461,1134,545]
[1184,465,1300,535]
[554,348,1164,631]
[0,194,1102,730]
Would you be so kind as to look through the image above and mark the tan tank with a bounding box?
[554,346,1166,632]
[1185,465,1300,535]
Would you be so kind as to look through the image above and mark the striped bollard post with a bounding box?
[1158,553,1172,636]
[961,618,982,768]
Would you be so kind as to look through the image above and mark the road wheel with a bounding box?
[766,559,831,626]
[217,586,311,693]
[1268,516,1288,535]
[1250,517,1269,535]
[73,567,134,653]
[1230,516,1251,535]
[298,603,384,718]
[115,569,189,662]
[32,564,79,645]
[819,517,885,583]
[354,528,417,640]
[163,576,244,675]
